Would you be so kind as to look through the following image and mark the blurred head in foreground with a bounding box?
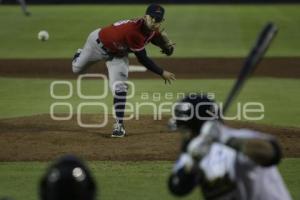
[169,93,218,141]
[39,155,96,200]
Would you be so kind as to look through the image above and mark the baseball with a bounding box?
[38,30,49,41]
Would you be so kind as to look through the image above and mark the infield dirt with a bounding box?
[0,114,299,161]
[0,58,299,161]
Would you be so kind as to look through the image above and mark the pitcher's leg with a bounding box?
[72,28,105,74]
[72,46,95,74]
[106,57,129,137]
[17,0,30,16]
[72,39,95,74]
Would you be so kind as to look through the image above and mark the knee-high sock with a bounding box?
[114,91,127,124]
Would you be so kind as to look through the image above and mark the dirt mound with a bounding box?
[0,114,299,161]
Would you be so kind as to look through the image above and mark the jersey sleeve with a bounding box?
[126,31,145,52]
[220,125,275,142]
[220,125,280,169]
[150,31,162,46]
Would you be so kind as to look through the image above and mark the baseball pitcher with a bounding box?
[72,4,175,137]
[168,94,292,200]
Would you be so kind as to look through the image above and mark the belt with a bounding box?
[96,38,109,53]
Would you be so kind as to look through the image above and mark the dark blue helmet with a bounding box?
[39,155,96,200]
[146,4,165,22]
[172,93,218,135]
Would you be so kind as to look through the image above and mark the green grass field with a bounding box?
[0,5,300,58]
[0,77,299,127]
[0,4,299,200]
[0,158,299,200]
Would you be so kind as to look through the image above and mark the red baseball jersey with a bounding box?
[99,19,158,54]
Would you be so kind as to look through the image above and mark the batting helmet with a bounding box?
[171,93,218,136]
[39,155,96,200]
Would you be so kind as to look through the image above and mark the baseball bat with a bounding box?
[222,22,278,115]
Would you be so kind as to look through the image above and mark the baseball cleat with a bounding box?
[111,122,126,138]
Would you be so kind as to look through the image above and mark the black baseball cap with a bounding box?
[146,4,165,22]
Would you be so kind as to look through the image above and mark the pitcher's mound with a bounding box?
[0,114,299,161]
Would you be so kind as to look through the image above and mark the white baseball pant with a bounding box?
[72,28,129,94]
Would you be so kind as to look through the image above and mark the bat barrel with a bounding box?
[222,22,278,116]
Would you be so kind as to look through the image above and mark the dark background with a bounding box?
[2,0,300,4]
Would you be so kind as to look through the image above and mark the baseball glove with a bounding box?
[151,30,175,56]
